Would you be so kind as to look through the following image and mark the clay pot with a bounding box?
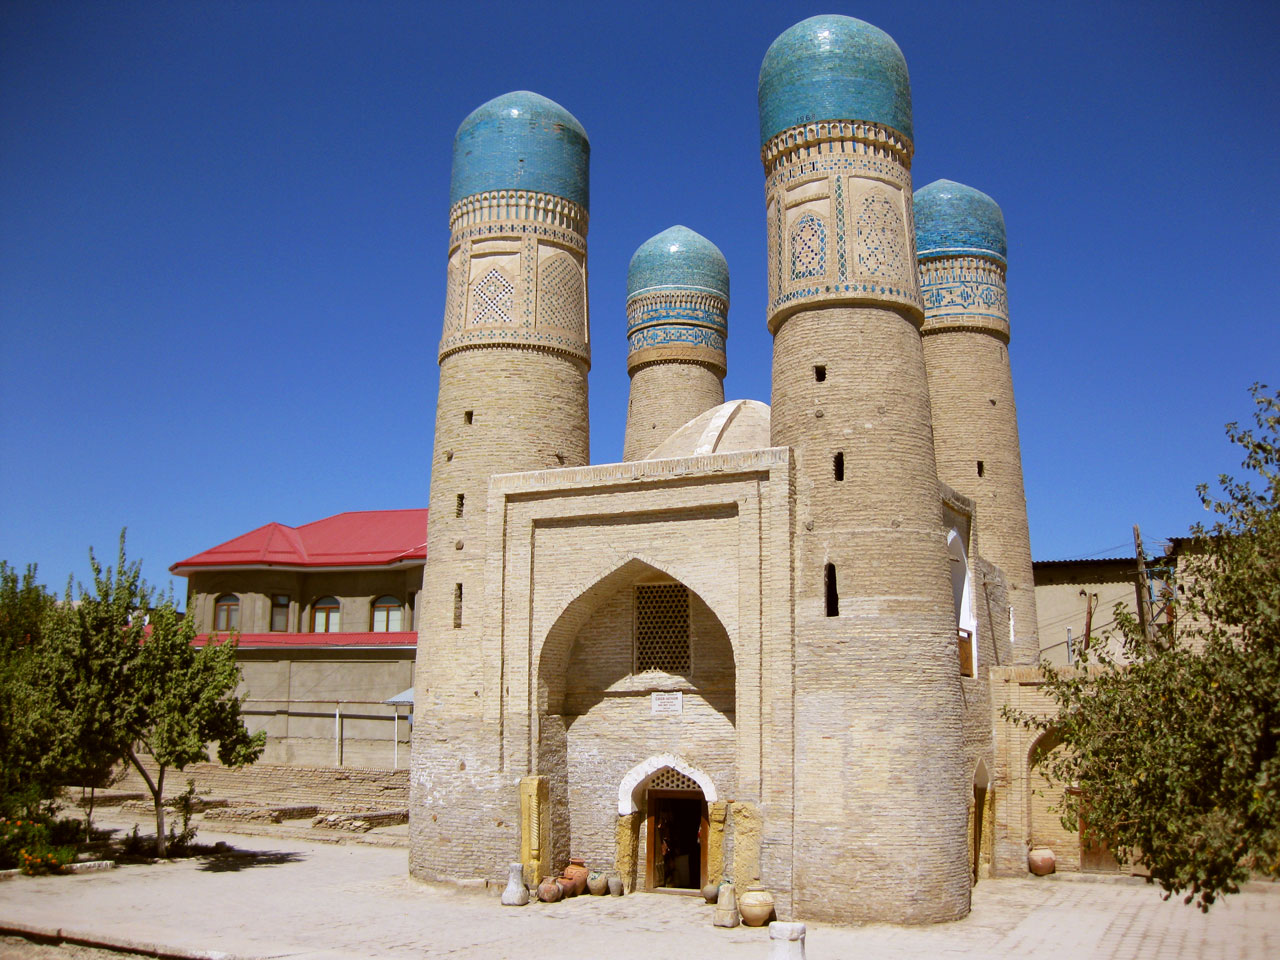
[563,858,589,896]
[587,871,609,895]
[701,881,720,903]
[501,862,529,906]
[608,875,624,896]
[537,876,562,902]
[555,876,575,898]
[1028,847,1056,876]
[738,886,775,926]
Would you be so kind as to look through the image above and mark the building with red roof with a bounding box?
[170,509,426,768]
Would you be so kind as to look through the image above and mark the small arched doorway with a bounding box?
[645,768,708,890]
[618,755,718,892]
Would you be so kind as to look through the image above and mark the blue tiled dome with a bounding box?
[626,226,730,302]
[450,91,589,209]
[914,180,1007,265]
[758,15,913,147]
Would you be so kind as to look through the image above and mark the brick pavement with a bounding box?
[0,818,1276,960]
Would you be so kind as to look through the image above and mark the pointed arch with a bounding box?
[617,753,717,814]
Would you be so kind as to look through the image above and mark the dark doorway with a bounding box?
[646,790,707,890]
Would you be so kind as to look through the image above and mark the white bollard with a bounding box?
[767,921,806,960]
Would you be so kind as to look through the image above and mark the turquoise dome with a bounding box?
[758,15,913,147]
[914,180,1007,265]
[626,226,730,302]
[450,91,589,209]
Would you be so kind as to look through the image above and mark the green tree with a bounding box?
[1012,384,1279,909]
[11,535,264,855]
[119,595,264,854]
[0,563,59,812]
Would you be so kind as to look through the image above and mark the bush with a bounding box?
[0,816,74,874]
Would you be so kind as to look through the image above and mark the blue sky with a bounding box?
[2,0,1277,599]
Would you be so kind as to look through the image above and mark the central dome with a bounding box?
[757,15,913,147]
[627,225,730,301]
[450,91,589,208]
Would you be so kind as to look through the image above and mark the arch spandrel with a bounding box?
[535,554,738,717]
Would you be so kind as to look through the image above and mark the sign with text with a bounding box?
[650,691,683,716]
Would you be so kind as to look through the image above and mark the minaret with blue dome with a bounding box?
[758,15,970,924]
[412,91,592,888]
[916,179,1039,666]
[622,226,730,461]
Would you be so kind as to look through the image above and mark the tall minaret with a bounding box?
[758,16,969,923]
[622,226,729,460]
[410,91,591,883]
[915,181,1038,664]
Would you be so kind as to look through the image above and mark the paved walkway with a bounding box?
[1,817,1276,959]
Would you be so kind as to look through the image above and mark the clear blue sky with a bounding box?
[3,0,1277,600]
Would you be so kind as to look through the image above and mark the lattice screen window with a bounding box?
[635,583,690,673]
[648,768,699,792]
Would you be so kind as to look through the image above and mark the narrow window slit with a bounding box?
[455,493,465,517]
[977,460,985,477]
[814,365,827,382]
[452,583,463,628]
[464,410,474,425]
[825,563,839,617]
[833,452,844,481]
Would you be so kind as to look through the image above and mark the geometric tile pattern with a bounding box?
[790,213,827,281]
[855,188,907,280]
[538,254,584,336]
[469,268,515,325]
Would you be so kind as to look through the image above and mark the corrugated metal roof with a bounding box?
[171,509,427,573]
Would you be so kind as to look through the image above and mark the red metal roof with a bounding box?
[193,631,417,649]
[171,509,427,573]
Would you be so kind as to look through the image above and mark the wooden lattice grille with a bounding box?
[635,583,690,673]
[648,768,699,792]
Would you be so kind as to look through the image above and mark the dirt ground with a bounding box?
[0,937,126,959]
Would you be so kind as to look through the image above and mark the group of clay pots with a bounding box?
[703,878,775,927]
[535,858,624,901]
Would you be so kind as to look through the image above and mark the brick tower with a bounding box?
[758,16,970,922]
[915,180,1038,663]
[410,91,592,882]
[622,225,730,461]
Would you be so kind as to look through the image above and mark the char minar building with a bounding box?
[410,15,1052,924]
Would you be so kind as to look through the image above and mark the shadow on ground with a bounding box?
[196,849,306,873]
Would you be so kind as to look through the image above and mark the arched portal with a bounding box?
[535,559,736,888]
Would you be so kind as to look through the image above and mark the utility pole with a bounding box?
[1133,524,1157,650]
[1079,589,1098,656]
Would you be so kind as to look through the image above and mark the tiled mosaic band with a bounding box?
[439,190,590,365]
[763,120,923,330]
[918,255,1009,340]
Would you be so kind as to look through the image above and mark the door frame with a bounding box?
[645,788,709,890]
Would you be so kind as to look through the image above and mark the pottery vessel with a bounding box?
[608,875,624,896]
[501,862,529,906]
[555,876,575,898]
[738,886,775,926]
[587,871,609,895]
[537,876,562,902]
[563,857,589,896]
[1028,847,1056,876]
[701,880,720,903]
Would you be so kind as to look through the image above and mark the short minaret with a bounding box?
[411,91,591,883]
[622,226,729,460]
[915,180,1038,664]
[758,16,969,923]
